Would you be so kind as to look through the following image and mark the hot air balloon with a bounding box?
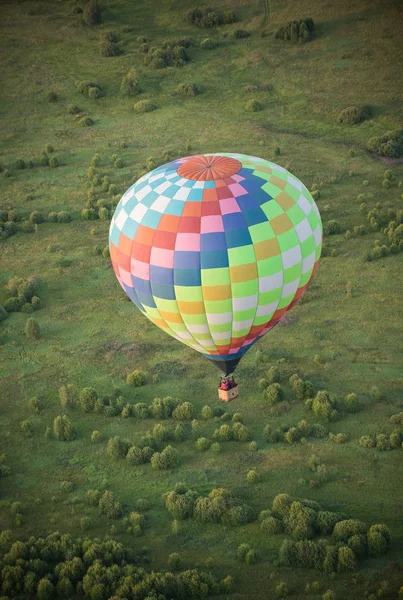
[109,153,322,400]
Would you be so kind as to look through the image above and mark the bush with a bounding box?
[29,211,44,224]
[261,516,283,534]
[173,402,193,420]
[233,29,250,39]
[24,318,40,339]
[91,430,101,443]
[390,412,403,425]
[134,100,157,113]
[312,391,337,420]
[338,105,371,125]
[245,99,263,112]
[333,519,367,542]
[275,18,315,43]
[324,220,342,235]
[233,422,250,441]
[0,306,8,322]
[196,437,210,451]
[80,116,94,127]
[120,68,139,96]
[53,415,74,441]
[45,91,57,103]
[106,436,128,459]
[4,297,22,312]
[83,0,102,25]
[212,424,232,442]
[344,393,360,413]
[367,524,391,555]
[237,543,251,561]
[201,405,213,419]
[337,545,357,571]
[79,387,98,412]
[100,40,120,57]
[57,211,71,223]
[176,83,200,96]
[211,442,221,453]
[68,104,80,114]
[200,38,216,50]
[367,129,403,158]
[246,470,259,484]
[15,158,26,169]
[126,369,146,386]
[88,87,102,101]
[99,491,122,519]
[168,552,181,570]
[114,157,123,168]
[144,42,189,68]
[151,445,178,470]
[264,383,284,404]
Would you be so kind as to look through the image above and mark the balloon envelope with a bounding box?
[109,154,322,374]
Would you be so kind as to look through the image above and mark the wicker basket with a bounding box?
[217,386,239,402]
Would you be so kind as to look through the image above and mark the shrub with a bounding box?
[24,318,40,339]
[246,470,259,484]
[200,38,216,50]
[45,91,57,103]
[120,68,139,96]
[211,442,221,453]
[126,369,146,386]
[58,211,71,223]
[212,424,232,442]
[292,377,313,401]
[79,387,98,412]
[333,519,367,542]
[275,18,315,43]
[134,100,157,113]
[81,116,94,127]
[233,29,250,39]
[367,129,403,158]
[264,383,284,404]
[245,99,263,112]
[68,104,80,114]
[173,401,193,420]
[0,306,8,322]
[91,430,101,443]
[359,435,375,448]
[114,157,123,168]
[390,412,403,425]
[375,433,390,451]
[276,582,289,598]
[167,552,182,570]
[100,40,120,57]
[15,158,26,169]
[83,0,102,25]
[344,392,360,413]
[88,87,102,101]
[176,83,200,96]
[4,297,22,312]
[324,220,342,235]
[233,422,250,441]
[196,437,210,451]
[53,415,74,441]
[29,211,44,224]
[336,545,357,572]
[338,105,371,125]
[151,445,178,470]
[106,436,128,459]
[367,524,391,555]
[49,156,59,168]
[312,390,337,420]
[201,405,213,419]
[99,491,122,519]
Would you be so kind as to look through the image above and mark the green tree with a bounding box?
[344,393,360,413]
[201,405,213,419]
[120,67,139,96]
[151,445,178,470]
[168,552,182,571]
[98,490,122,518]
[126,369,146,387]
[24,318,40,340]
[37,578,54,600]
[264,383,284,404]
[312,390,337,419]
[79,387,98,412]
[246,470,259,484]
[106,436,128,459]
[172,401,194,420]
[59,384,76,409]
[196,437,210,451]
[53,415,74,441]
[83,0,102,25]
[337,545,356,571]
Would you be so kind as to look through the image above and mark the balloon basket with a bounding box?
[218,386,239,402]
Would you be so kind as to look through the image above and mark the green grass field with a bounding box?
[1,0,403,598]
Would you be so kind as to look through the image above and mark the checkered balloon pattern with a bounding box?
[109,153,322,369]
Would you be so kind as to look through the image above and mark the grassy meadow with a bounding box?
[1,0,403,598]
